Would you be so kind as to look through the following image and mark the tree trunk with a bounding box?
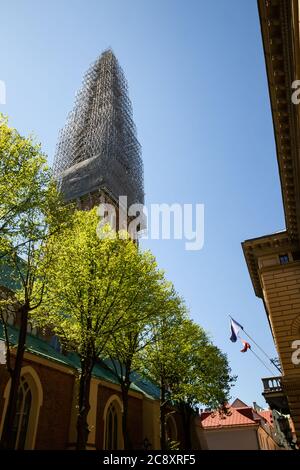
[121,384,131,450]
[0,304,29,449]
[180,402,192,449]
[76,357,94,450]
[160,380,167,450]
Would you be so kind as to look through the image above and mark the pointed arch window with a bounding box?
[11,376,32,449]
[0,366,43,450]
[105,403,118,450]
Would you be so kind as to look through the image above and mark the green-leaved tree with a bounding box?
[32,208,168,450]
[106,282,180,449]
[167,319,235,448]
[140,315,235,449]
[0,114,69,449]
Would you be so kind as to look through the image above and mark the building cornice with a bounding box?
[243,1,300,297]
[258,0,300,241]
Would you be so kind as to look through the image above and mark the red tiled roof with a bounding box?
[201,407,256,428]
[200,402,272,429]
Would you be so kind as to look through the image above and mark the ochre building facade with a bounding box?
[243,0,300,442]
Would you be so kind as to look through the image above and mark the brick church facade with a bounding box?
[0,321,164,450]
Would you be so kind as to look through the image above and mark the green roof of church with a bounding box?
[0,322,160,400]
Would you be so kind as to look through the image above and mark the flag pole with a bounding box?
[241,329,282,374]
[236,332,277,376]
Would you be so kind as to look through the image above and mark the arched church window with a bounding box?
[0,366,43,450]
[10,376,32,449]
[105,403,119,450]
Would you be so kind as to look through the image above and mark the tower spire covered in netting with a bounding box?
[53,49,144,206]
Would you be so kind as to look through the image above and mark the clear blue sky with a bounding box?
[0,0,285,406]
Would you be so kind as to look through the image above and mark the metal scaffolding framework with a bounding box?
[53,49,144,206]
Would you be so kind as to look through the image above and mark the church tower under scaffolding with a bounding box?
[53,49,144,209]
